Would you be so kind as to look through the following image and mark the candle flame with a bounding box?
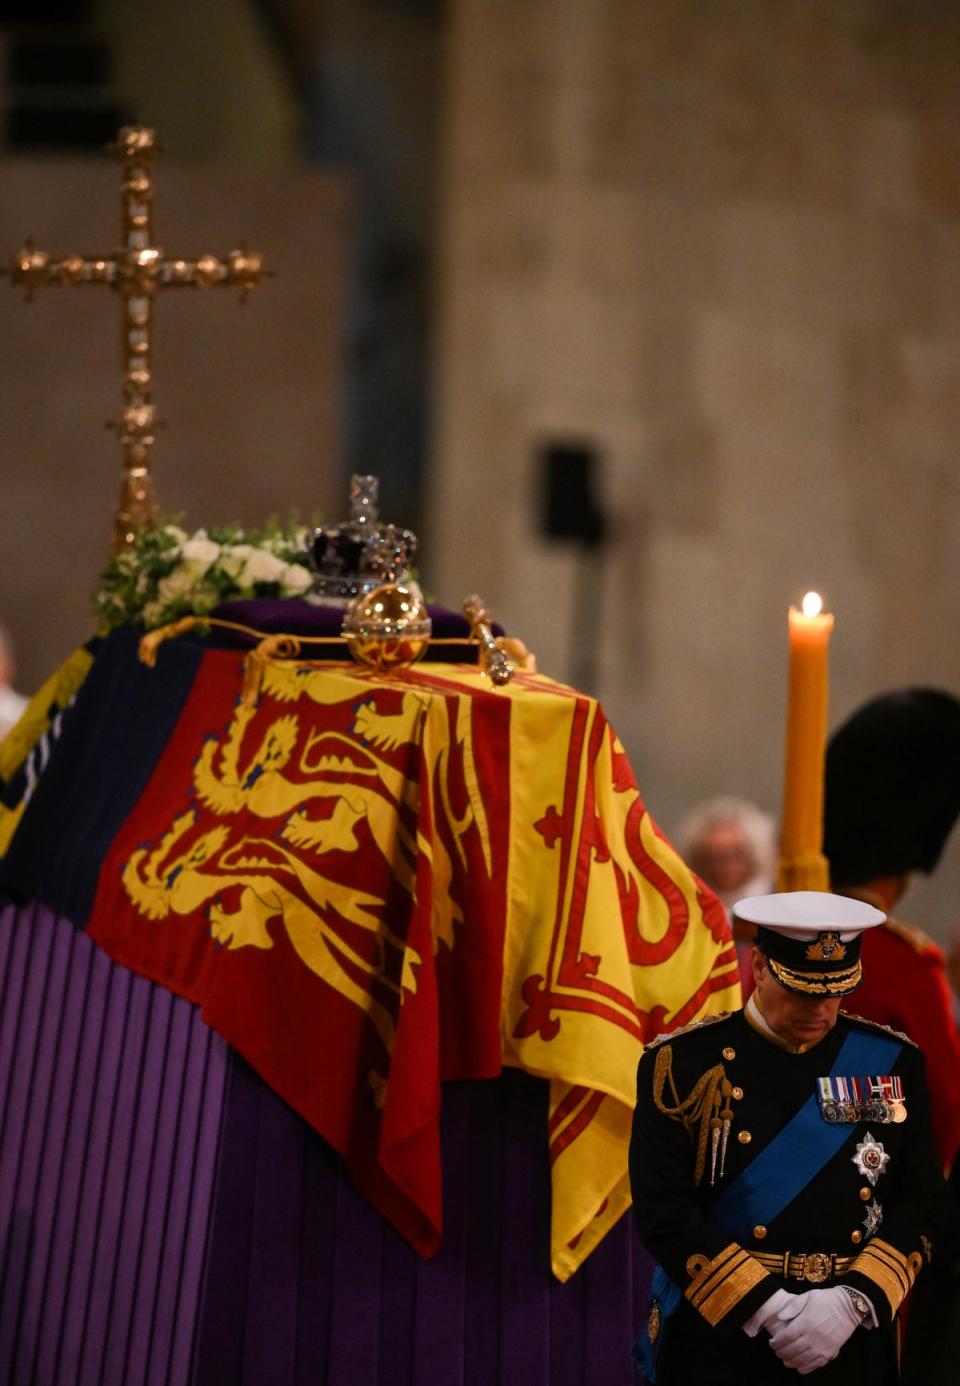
[801,591,823,618]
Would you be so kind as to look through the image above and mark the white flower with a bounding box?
[191,584,218,614]
[241,549,288,585]
[181,535,220,569]
[281,563,313,595]
[93,517,324,632]
[218,543,255,578]
[158,563,197,600]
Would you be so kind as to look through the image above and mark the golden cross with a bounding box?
[5,126,265,550]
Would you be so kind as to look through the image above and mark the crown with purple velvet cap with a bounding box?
[732,890,886,997]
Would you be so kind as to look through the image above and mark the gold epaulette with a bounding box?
[841,1012,918,1048]
[883,917,942,957]
[645,1010,732,1050]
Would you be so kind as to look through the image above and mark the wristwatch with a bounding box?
[839,1284,873,1323]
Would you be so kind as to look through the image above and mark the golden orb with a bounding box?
[342,582,432,672]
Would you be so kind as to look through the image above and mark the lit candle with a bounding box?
[778,591,834,891]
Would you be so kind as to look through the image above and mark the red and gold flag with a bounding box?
[88,652,511,1256]
[78,648,738,1276]
[501,674,741,1277]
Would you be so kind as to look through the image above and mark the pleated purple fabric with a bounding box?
[194,1052,653,1386]
[0,902,228,1386]
[1,901,653,1384]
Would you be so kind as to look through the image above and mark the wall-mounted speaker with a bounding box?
[539,442,606,547]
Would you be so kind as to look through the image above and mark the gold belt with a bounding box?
[753,1251,853,1284]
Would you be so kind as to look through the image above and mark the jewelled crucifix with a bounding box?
[5,125,265,550]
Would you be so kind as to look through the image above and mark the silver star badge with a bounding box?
[862,1199,883,1236]
[852,1132,890,1186]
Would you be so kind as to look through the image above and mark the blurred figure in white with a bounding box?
[673,796,777,993]
[0,621,29,739]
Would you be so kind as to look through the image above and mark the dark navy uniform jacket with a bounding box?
[629,1006,947,1384]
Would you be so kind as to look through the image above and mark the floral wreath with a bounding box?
[93,517,315,632]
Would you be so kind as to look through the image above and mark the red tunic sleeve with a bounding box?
[852,923,960,1171]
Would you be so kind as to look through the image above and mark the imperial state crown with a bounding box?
[308,474,417,605]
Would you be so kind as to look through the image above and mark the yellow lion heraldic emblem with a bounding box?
[121,671,492,1053]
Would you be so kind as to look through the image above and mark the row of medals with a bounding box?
[819,1096,906,1125]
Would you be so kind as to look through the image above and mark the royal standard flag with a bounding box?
[500,675,740,1278]
[0,628,739,1277]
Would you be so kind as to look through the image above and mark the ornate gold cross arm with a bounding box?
[9,241,264,295]
[3,125,266,551]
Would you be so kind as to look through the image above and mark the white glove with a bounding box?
[767,1286,863,1375]
[741,1288,806,1338]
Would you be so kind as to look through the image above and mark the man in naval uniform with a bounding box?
[629,892,947,1383]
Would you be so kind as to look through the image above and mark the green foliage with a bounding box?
[92,517,316,631]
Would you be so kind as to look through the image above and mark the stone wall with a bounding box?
[0,157,349,691]
[429,0,960,936]
[97,0,300,167]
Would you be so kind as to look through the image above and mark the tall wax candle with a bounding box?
[778,591,834,891]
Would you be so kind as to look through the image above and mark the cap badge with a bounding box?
[852,1132,890,1186]
[805,931,847,961]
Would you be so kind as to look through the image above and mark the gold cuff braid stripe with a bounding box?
[849,1239,915,1315]
[687,1244,739,1304]
[767,958,862,994]
[686,1244,770,1326]
[869,1239,915,1293]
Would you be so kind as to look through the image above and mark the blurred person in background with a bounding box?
[0,621,28,740]
[674,795,777,993]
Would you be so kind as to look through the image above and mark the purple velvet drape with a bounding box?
[0,902,653,1385]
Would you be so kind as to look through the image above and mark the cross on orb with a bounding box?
[4,126,266,550]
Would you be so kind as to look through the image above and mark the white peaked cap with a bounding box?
[732,890,886,942]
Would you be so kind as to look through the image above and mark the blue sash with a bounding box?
[710,1027,902,1242]
[632,1265,681,1381]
